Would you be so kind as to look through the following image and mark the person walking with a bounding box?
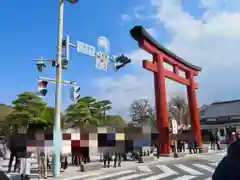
[36,136,47,179]
[230,132,236,143]
[20,151,31,180]
[215,131,221,150]
[7,133,20,173]
[103,149,111,168]
[113,152,121,167]
[210,132,216,150]
[19,133,32,180]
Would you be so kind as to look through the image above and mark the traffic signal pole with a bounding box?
[52,0,64,177]
[33,1,130,177]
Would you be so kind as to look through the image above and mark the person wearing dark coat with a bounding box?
[7,133,21,173]
[212,138,240,180]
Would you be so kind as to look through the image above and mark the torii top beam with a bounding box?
[130,26,201,76]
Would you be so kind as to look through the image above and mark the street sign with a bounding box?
[95,52,108,71]
[76,41,96,57]
[172,119,178,135]
[95,36,110,72]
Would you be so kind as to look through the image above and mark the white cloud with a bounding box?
[94,0,240,120]
[146,28,157,37]
[133,6,156,20]
[121,14,132,21]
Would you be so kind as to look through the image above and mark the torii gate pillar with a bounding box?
[130,26,202,155]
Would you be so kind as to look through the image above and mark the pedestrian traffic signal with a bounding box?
[51,60,56,67]
[114,55,131,71]
[62,35,70,70]
[70,84,80,101]
[66,0,79,4]
[37,80,48,97]
[36,59,46,72]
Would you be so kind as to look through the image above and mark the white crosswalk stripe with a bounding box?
[174,164,203,175]
[204,177,212,180]
[84,170,136,180]
[140,165,178,180]
[172,175,197,180]
[196,151,226,162]
[117,172,153,180]
[192,164,215,173]
[138,165,152,172]
[208,162,218,166]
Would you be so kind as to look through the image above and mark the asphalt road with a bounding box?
[0,150,226,180]
[72,151,226,180]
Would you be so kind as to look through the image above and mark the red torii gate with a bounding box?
[130,26,202,155]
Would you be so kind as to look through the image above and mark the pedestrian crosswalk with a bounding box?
[0,151,226,180]
[76,161,219,180]
[0,158,39,179]
[195,151,226,163]
[174,164,203,175]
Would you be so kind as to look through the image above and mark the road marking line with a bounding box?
[172,175,197,180]
[50,171,106,180]
[208,162,218,166]
[174,164,203,175]
[138,165,152,172]
[192,164,215,172]
[117,172,153,180]
[204,177,212,180]
[140,165,178,180]
[84,170,136,180]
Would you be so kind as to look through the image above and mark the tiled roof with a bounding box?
[200,100,240,118]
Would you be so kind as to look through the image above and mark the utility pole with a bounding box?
[33,1,131,178]
[52,0,64,177]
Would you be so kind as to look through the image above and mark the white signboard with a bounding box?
[77,41,96,57]
[172,119,178,135]
[95,52,108,72]
[95,36,110,72]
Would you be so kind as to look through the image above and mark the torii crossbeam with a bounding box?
[130,26,202,155]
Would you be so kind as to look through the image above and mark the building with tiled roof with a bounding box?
[199,100,240,141]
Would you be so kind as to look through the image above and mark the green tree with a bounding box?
[65,96,100,127]
[65,96,113,127]
[41,107,65,128]
[94,100,112,125]
[101,115,125,127]
[6,92,48,130]
[0,104,14,136]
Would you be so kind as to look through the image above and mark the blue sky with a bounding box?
[0,0,150,107]
[1,0,240,120]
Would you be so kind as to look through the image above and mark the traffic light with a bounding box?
[70,84,80,101]
[62,35,70,70]
[51,60,56,67]
[37,80,48,97]
[36,59,46,72]
[114,55,131,71]
[66,0,79,4]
